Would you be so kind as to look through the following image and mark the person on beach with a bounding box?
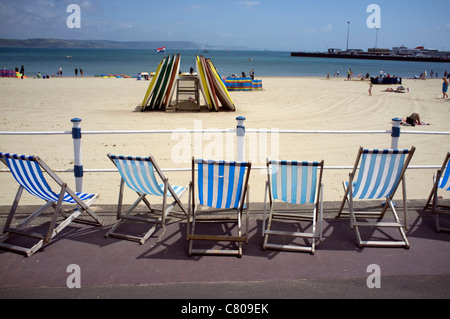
[75,68,78,77]
[443,77,449,99]
[401,113,428,126]
[59,67,63,77]
[20,65,24,79]
[369,84,372,96]
[80,68,83,76]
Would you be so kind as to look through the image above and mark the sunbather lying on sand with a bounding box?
[400,113,430,126]
[385,86,409,93]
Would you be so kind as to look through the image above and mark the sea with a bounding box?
[1,47,449,79]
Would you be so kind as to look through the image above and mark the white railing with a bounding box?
[1,117,449,192]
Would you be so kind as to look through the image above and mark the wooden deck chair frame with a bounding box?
[0,153,103,257]
[336,146,415,249]
[262,159,324,255]
[106,154,187,244]
[425,152,450,232]
[187,158,251,257]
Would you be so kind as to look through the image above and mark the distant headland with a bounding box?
[0,38,200,50]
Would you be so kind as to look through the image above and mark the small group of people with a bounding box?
[240,69,255,79]
[74,68,83,77]
[15,66,25,79]
[229,69,256,79]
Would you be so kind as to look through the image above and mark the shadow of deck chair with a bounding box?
[425,152,450,232]
[187,158,251,257]
[262,159,324,255]
[0,152,103,257]
[336,147,415,249]
[106,154,187,244]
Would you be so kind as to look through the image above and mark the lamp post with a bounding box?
[375,28,379,48]
[346,21,350,52]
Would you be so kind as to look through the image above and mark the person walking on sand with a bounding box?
[20,65,24,79]
[75,68,78,77]
[443,77,449,99]
[369,84,373,96]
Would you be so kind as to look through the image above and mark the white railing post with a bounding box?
[236,116,246,162]
[71,118,83,192]
[391,117,402,149]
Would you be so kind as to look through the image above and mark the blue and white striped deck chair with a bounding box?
[425,152,450,232]
[0,152,103,257]
[106,154,187,244]
[262,159,324,254]
[187,158,252,257]
[337,147,416,249]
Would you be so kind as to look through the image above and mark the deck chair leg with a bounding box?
[188,207,197,256]
[262,201,275,250]
[262,181,269,237]
[3,185,24,233]
[425,173,438,209]
[337,184,350,219]
[337,176,352,219]
[161,180,168,227]
[186,183,193,242]
[318,184,324,242]
[45,184,67,243]
[245,187,250,244]
[402,178,408,230]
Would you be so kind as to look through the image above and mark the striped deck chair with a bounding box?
[106,154,187,244]
[187,158,251,257]
[0,153,103,257]
[262,159,324,254]
[337,147,415,248]
[425,152,450,232]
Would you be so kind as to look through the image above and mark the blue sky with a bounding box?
[1,0,449,51]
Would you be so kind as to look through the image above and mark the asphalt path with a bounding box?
[0,200,449,313]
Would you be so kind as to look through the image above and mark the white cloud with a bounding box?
[322,24,332,33]
[237,1,261,9]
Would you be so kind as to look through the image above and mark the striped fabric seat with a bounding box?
[337,147,415,249]
[0,152,102,257]
[425,152,450,232]
[188,159,252,257]
[110,155,186,197]
[437,155,450,191]
[263,159,324,254]
[269,160,320,205]
[196,159,249,209]
[2,153,95,203]
[349,149,410,200]
[106,154,187,245]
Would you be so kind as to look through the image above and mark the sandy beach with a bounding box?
[0,76,449,206]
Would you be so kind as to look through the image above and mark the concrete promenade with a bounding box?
[0,200,449,304]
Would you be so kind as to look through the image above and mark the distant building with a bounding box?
[345,49,363,55]
[367,48,390,55]
[328,48,342,54]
